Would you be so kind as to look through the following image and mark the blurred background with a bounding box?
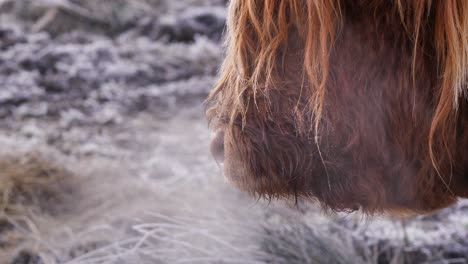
[1,0,468,263]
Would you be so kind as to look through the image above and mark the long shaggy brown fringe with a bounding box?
[207,0,467,193]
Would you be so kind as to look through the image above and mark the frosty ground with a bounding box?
[1,0,468,263]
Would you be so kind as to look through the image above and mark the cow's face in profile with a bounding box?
[207,0,468,215]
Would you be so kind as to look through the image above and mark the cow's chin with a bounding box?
[220,126,367,214]
[218,123,329,202]
[211,122,458,214]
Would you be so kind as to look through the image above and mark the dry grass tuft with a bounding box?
[0,150,79,262]
[0,152,77,216]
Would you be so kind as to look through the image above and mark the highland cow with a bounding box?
[206,0,468,215]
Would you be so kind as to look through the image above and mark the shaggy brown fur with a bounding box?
[206,0,468,215]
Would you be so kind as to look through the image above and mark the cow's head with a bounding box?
[206,0,468,215]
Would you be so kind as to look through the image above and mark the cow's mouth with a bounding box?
[210,130,225,164]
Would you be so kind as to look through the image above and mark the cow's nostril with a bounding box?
[210,130,225,164]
